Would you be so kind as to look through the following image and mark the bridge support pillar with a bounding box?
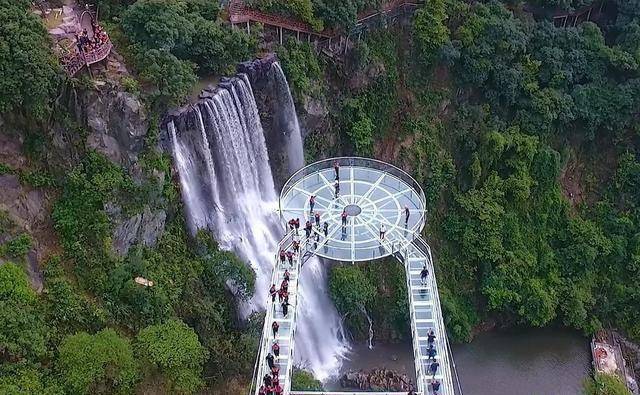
[279,26,283,45]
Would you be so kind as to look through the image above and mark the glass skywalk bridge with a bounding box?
[252,158,459,395]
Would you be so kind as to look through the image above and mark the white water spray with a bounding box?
[168,65,349,380]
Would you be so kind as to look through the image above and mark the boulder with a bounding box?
[111,206,166,256]
[85,88,148,167]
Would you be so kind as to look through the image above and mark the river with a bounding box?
[326,328,591,394]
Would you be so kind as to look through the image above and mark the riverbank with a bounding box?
[326,328,591,394]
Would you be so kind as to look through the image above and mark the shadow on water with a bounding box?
[326,328,590,395]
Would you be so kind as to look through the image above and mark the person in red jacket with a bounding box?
[286,251,293,267]
[269,284,277,303]
[272,341,280,358]
[272,321,279,337]
[279,249,286,264]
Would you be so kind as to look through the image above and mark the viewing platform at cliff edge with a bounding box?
[252,158,460,395]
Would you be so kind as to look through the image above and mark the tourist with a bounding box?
[420,265,429,285]
[428,344,437,360]
[431,379,441,394]
[430,360,439,377]
[292,240,300,253]
[323,221,329,237]
[281,300,290,316]
[272,321,279,337]
[310,195,316,213]
[278,288,285,303]
[334,161,340,180]
[341,226,347,241]
[294,218,300,235]
[263,374,272,387]
[274,383,283,395]
[404,206,410,225]
[380,224,386,240]
[266,352,275,369]
[335,181,340,198]
[286,251,293,266]
[288,218,296,231]
[315,212,320,227]
[281,278,289,292]
[272,341,280,358]
[279,249,286,265]
[283,269,290,282]
[342,209,348,226]
[305,220,312,238]
[266,384,275,395]
[427,330,436,345]
[259,384,267,395]
[269,284,277,303]
[271,365,280,379]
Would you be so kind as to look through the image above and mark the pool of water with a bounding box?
[326,328,591,394]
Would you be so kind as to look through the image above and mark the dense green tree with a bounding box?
[0,0,60,118]
[57,329,138,394]
[329,265,376,316]
[292,369,323,391]
[135,319,208,394]
[0,363,62,395]
[0,263,48,362]
[584,373,632,395]
[413,0,450,65]
[134,49,197,106]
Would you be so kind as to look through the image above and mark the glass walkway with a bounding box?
[253,158,457,395]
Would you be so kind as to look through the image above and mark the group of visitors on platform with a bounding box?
[75,19,108,53]
[260,341,283,395]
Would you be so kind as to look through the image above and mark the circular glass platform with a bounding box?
[279,157,427,262]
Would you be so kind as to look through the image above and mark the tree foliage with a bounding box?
[0,0,60,118]
[584,373,632,395]
[57,329,138,394]
[135,319,208,394]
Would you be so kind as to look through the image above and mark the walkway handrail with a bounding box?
[250,229,296,395]
[83,40,112,64]
[280,157,426,225]
[413,237,455,395]
[402,245,428,394]
[251,230,312,395]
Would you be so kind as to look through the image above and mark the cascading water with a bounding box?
[168,64,349,380]
[359,304,375,350]
[269,62,304,174]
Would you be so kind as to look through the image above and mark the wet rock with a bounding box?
[237,53,277,84]
[85,88,148,167]
[111,206,166,256]
[112,212,142,256]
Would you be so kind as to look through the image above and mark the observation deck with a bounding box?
[252,158,459,395]
[280,157,426,261]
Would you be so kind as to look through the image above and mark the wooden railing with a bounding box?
[60,38,112,76]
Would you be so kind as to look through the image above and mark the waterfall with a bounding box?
[359,304,375,350]
[168,69,348,381]
[269,62,304,173]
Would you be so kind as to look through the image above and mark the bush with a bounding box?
[292,369,323,391]
[2,234,33,258]
[584,373,631,395]
[57,329,138,395]
[135,319,209,394]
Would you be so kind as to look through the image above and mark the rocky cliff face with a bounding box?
[53,80,149,170]
[0,73,163,288]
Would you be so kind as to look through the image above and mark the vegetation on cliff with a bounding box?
[0,1,258,393]
[289,0,640,344]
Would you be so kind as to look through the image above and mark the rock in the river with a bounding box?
[111,206,166,256]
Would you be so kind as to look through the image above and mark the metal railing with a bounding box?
[250,230,312,395]
[412,237,456,395]
[280,157,426,217]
